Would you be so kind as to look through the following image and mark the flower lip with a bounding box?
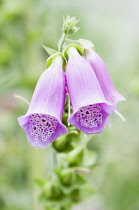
[18,113,67,148]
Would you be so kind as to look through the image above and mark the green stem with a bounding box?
[58,33,67,52]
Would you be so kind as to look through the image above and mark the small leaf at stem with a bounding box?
[42,45,57,56]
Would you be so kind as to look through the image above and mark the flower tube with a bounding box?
[85,48,125,104]
[18,55,67,148]
[66,47,116,134]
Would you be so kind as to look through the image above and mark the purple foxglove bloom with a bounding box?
[18,56,67,148]
[85,48,125,104]
[66,47,116,134]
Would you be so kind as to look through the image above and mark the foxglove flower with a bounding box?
[66,47,116,134]
[18,55,67,148]
[85,48,125,104]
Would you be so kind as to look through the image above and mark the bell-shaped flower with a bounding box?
[18,55,67,148]
[66,46,116,134]
[85,48,125,104]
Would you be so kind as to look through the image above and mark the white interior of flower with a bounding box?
[28,114,58,143]
[76,104,103,128]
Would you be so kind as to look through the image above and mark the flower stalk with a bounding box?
[17,14,125,210]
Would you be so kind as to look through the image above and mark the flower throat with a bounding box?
[76,104,103,128]
[28,114,58,143]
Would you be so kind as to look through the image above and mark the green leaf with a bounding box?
[42,45,58,56]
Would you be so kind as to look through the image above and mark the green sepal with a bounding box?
[64,38,77,44]
[42,45,58,56]
[63,44,84,61]
[77,39,95,49]
[45,52,66,69]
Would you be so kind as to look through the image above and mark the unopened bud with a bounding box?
[52,132,78,152]
[59,168,75,185]
[62,15,80,35]
[43,180,62,199]
[71,188,80,201]
[52,134,68,152]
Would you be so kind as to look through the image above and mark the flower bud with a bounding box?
[59,168,75,185]
[62,112,68,126]
[62,15,79,35]
[43,179,62,199]
[52,134,68,152]
[52,132,78,152]
[71,188,80,201]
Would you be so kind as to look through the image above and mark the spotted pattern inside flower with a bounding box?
[76,104,103,128]
[28,114,58,143]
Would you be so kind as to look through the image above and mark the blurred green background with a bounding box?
[0,0,139,209]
